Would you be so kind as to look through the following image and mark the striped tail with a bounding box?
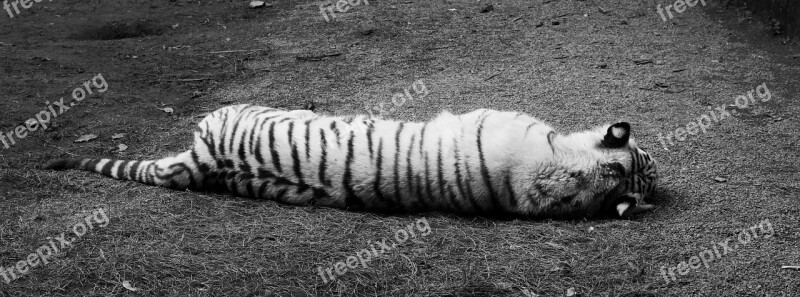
[43,150,204,190]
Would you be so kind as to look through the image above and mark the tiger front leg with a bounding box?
[614,193,655,217]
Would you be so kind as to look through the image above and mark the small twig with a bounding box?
[208,49,268,54]
[158,78,214,82]
[485,73,501,81]
[48,145,79,157]
[512,16,523,22]
[552,12,575,19]
[425,45,454,51]
[672,68,688,72]
[295,53,343,61]
[781,266,800,270]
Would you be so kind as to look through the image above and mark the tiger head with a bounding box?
[594,122,658,217]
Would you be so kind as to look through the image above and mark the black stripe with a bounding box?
[203,123,220,161]
[229,107,249,156]
[289,121,303,182]
[452,138,471,211]
[505,171,518,208]
[254,116,271,165]
[436,138,451,209]
[406,133,427,209]
[418,123,427,152]
[476,114,501,211]
[304,119,312,160]
[373,138,393,209]
[100,160,115,176]
[414,174,425,209]
[392,123,405,207]
[238,109,262,160]
[524,123,537,137]
[445,185,462,213]
[275,187,288,202]
[248,114,264,154]
[331,122,341,147]
[85,159,100,172]
[128,161,141,181]
[238,123,248,165]
[197,121,217,161]
[217,109,230,157]
[146,163,156,185]
[343,131,362,208]
[246,180,255,198]
[424,153,434,208]
[367,121,375,160]
[318,128,330,186]
[461,149,483,212]
[268,121,282,173]
[258,168,276,178]
[257,179,270,199]
[115,161,129,179]
[417,124,431,208]
[311,187,328,205]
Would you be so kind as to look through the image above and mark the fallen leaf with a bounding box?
[480,4,493,13]
[171,23,179,29]
[111,133,125,140]
[118,144,128,152]
[713,177,728,183]
[122,281,139,291]
[250,1,266,8]
[521,288,540,297]
[74,134,98,143]
[159,107,174,114]
[566,287,576,297]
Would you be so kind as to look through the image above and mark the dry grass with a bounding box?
[0,0,798,296]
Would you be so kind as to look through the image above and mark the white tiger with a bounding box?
[44,105,657,218]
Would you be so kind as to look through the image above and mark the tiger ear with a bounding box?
[601,122,630,148]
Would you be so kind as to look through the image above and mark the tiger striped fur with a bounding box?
[43,104,658,218]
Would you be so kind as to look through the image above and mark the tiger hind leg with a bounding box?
[213,168,340,208]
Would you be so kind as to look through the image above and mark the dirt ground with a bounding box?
[0,0,798,296]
